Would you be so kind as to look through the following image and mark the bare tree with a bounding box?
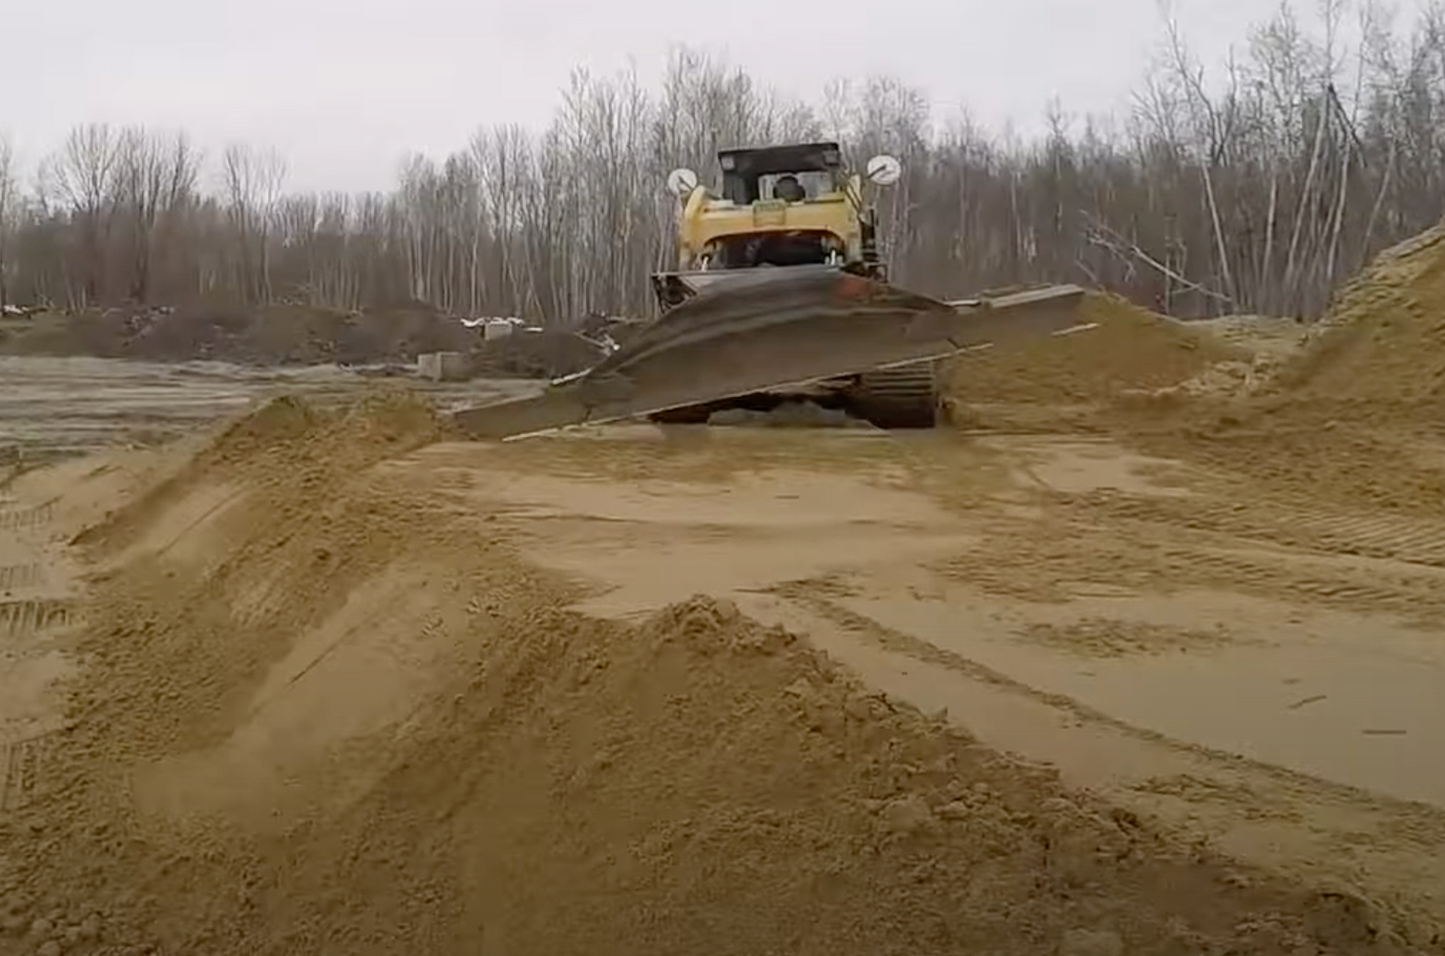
[4,6,1445,326]
[114,128,200,303]
[0,134,18,307]
[221,143,286,304]
[45,124,120,306]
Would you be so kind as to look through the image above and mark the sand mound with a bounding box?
[943,293,1248,410]
[70,387,448,562]
[0,404,1417,954]
[1263,224,1445,417]
[194,387,447,475]
[1101,227,1445,514]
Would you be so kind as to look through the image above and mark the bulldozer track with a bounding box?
[0,502,54,533]
[0,599,77,636]
[849,362,940,429]
[1065,493,1445,569]
[1278,509,1445,566]
[0,563,42,590]
[0,731,59,814]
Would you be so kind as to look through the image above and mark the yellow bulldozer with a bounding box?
[452,140,1089,439]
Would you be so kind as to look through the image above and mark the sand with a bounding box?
[0,395,1429,955]
[1258,225,1445,419]
[943,293,1250,407]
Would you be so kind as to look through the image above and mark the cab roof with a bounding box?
[716,142,843,176]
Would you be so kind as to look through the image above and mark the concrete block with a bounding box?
[418,351,470,382]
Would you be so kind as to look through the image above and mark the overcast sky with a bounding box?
[3,0,1306,192]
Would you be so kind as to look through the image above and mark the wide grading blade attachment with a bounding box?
[450,267,1087,440]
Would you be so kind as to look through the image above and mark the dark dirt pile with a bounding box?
[468,328,609,379]
[0,395,1425,955]
[0,303,478,366]
[943,292,1249,412]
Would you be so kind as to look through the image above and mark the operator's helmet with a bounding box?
[775,175,805,202]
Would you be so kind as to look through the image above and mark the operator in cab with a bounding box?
[773,174,806,202]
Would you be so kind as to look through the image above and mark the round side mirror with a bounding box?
[666,167,700,198]
[865,154,902,186]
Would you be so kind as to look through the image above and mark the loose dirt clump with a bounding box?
[708,400,867,428]
[1190,314,1307,360]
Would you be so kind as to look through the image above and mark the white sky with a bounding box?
[2,0,1310,192]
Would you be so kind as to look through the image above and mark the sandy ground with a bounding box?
[0,356,534,462]
[1,290,1443,954]
[398,427,1445,901]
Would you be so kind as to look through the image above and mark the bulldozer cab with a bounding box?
[655,142,902,310]
[715,142,845,203]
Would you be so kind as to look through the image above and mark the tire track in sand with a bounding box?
[0,599,81,636]
[0,501,55,533]
[0,730,61,814]
[1070,490,1445,569]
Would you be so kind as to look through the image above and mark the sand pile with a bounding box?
[1261,224,1445,418]
[0,303,478,366]
[1102,226,1445,514]
[72,387,449,555]
[0,398,1416,955]
[943,293,1248,412]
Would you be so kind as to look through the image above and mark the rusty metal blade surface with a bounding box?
[451,275,1088,440]
[603,266,958,373]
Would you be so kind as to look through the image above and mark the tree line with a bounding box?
[2,0,1444,324]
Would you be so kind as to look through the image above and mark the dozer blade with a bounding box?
[451,267,1088,440]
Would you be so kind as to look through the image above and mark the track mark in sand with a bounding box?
[1283,508,1445,566]
[935,525,1445,623]
[0,563,42,590]
[778,581,1148,718]
[0,501,55,533]
[0,731,59,814]
[1019,617,1238,658]
[1070,492,1445,568]
[0,600,78,636]
[1162,546,1445,620]
[776,581,1445,811]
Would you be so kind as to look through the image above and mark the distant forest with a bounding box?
[3,0,1445,323]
